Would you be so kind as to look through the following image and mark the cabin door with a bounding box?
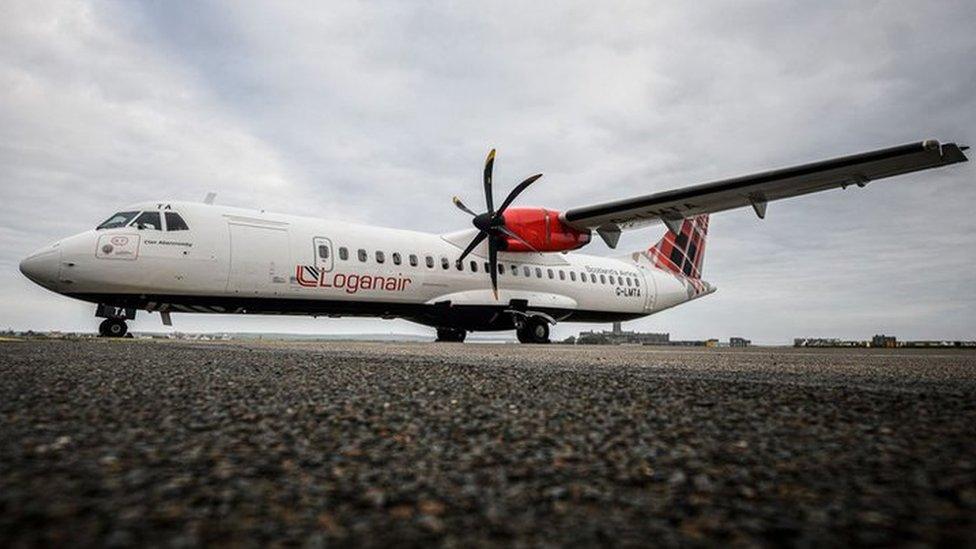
[313,237,334,272]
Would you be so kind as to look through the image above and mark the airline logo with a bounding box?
[96,234,140,260]
[295,265,411,294]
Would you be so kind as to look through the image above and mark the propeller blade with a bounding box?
[483,149,496,214]
[452,196,477,217]
[495,173,542,215]
[497,225,542,255]
[455,231,488,268]
[488,237,498,300]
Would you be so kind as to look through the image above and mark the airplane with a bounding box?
[19,139,968,343]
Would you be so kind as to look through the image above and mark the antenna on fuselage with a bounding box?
[203,192,217,205]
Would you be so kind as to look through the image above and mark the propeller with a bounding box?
[453,149,543,299]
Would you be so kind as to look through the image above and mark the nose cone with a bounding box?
[20,245,62,290]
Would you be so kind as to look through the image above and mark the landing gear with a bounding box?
[516,316,550,344]
[436,327,467,342]
[98,318,128,338]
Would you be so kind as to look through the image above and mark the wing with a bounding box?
[561,140,969,245]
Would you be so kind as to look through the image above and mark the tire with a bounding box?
[436,327,466,343]
[99,318,128,338]
[517,317,550,344]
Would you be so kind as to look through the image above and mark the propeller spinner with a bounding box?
[453,149,543,299]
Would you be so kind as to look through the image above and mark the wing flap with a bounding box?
[562,140,968,232]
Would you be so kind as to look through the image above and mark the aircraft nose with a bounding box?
[19,245,62,289]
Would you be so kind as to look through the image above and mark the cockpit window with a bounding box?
[97,211,139,230]
[132,211,162,230]
[165,212,189,231]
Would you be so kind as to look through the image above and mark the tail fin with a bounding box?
[647,215,709,279]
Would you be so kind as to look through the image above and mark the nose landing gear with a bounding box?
[98,318,129,338]
[95,304,135,338]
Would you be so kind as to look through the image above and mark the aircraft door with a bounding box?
[642,269,656,312]
[228,223,291,295]
[313,237,334,272]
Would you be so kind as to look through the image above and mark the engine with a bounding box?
[499,207,591,252]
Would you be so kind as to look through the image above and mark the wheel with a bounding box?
[435,327,466,342]
[99,318,128,338]
[516,317,550,344]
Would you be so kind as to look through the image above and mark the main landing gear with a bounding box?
[98,318,128,338]
[516,316,550,344]
[436,327,467,342]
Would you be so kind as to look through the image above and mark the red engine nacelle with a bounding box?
[499,207,591,252]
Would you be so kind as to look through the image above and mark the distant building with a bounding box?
[901,340,976,349]
[794,338,868,348]
[871,334,898,348]
[793,334,976,349]
[730,337,751,348]
[576,325,670,345]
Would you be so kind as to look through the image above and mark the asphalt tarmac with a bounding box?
[1,339,975,547]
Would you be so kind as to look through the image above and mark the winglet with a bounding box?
[204,192,217,205]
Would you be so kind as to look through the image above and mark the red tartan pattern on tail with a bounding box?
[647,215,709,279]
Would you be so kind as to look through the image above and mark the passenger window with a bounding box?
[570,272,576,282]
[512,265,518,276]
[409,254,418,267]
[559,270,565,281]
[132,211,161,230]
[626,277,632,287]
[97,211,139,230]
[635,277,641,287]
[484,262,490,273]
[441,257,449,270]
[455,259,463,271]
[547,269,554,279]
[523,266,531,277]
[358,249,367,262]
[425,255,434,268]
[318,245,330,259]
[165,212,189,231]
[470,261,478,273]
[339,247,349,260]
[376,251,385,264]
[600,274,606,284]
[535,267,542,278]
[498,264,505,274]
[392,252,401,265]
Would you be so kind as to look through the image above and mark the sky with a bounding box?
[1,0,974,344]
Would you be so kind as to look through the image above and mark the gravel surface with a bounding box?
[2,339,975,547]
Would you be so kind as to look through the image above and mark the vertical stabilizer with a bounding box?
[646,215,709,279]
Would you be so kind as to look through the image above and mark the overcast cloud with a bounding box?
[1,0,974,343]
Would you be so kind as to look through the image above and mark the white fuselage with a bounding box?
[20,201,713,331]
